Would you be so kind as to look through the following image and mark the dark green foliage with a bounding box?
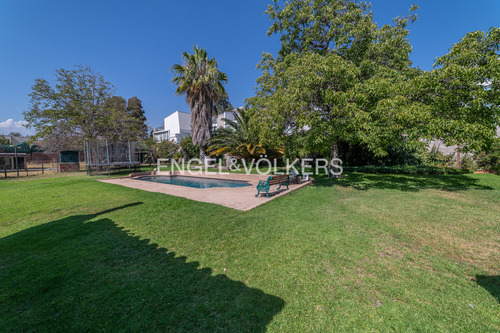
[180,135,200,159]
[127,97,148,139]
[0,135,9,145]
[24,65,148,150]
[460,155,476,171]
[24,65,114,150]
[208,108,267,160]
[215,96,234,114]
[249,1,424,163]
[342,165,471,175]
[418,27,500,154]
[475,139,500,172]
[155,140,179,160]
[171,46,228,160]
[420,144,454,167]
[338,141,424,167]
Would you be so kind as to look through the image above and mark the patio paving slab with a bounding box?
[98,172,312,211]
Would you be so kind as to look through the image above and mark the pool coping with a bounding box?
[97,171,313,211]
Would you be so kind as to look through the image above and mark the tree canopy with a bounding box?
[24,65,148,150]
[171,46,228,161]
[248,0,499,168]
[248,0,422,164]
[208,108,267,160]
[420,27,500,153]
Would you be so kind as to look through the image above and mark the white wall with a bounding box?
[162,111,192,143]
[164,112,181,138]
[216,108,240,129]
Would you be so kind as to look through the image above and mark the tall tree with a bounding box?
[24,65,114,150]
[248,0,422,175]
[24,65,149,150]
[215,96,234,115]
[207,108,266,160]
[171,46,228,162]
[127,96,148,139]
[102,95,127,141]
[423,27,500,153]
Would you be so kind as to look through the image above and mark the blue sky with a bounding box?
[0,0,499,135]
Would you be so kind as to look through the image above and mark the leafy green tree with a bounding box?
[127,97,148,139]
[248,1,423,175]
[266,0,376,60]
[102,96,149,142]
[9,132,22,137]
[171,46,228,162]
[102,96,127,140]
[475,138,500,172]
[420,27,500,153]
[208,108,267,160]
[24,65,114,150]
[215,96,234,115]
[179,135,200,159]
[155,140,180,160]
[24,65,149,150]
[0,135,9,145]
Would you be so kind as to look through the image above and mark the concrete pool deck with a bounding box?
[98,171,312,211]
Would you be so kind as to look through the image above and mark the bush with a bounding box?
[156,140,179,160]
[475,139,500,172]
[338,141,425,167]
[180,136,200,159]
[342,165,472,175]
[420,143,454,167]
[460,155,476,171]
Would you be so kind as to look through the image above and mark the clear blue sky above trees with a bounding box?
[0,0,498,132]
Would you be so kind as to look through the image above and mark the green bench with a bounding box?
[255,174,290,198]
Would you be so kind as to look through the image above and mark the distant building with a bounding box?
[1,135,31,145]
[214,108,240,130]
[154,108,242,143]
[153,111,191,143]
[428,126,500,162]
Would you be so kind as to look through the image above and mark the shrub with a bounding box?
[156,140,179,160]
[460,155,476,171]
[420,143,454,167]
[180,136,200,159]
[475,139,500,172]
[342,165,472,175]
[338,141,425,167]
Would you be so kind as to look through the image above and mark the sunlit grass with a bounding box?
[0,172,498,331]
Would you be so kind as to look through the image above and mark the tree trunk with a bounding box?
[329,139,341,178]
[200,147,206,165]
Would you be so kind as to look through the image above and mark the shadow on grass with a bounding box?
[0,203,283,332]
[476,275,500,303]
[313,173,494,192]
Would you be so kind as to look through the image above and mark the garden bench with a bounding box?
[255,174,290,198]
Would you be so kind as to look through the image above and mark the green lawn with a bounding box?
[0,172,499,332]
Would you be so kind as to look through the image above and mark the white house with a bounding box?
[154,108,242,143]
[153,111,191,143]
[214,108,240,130]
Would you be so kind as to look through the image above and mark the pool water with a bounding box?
[137,176,251,189]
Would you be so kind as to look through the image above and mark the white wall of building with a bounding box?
[215,108,241,130]
[154,111,192,143]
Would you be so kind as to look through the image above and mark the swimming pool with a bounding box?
[136,175,251,189]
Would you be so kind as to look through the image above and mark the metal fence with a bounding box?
[1,162,59,178]
[84,140,142,176]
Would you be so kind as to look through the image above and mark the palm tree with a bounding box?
[207,108,267,160]
[171,46,228,162]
